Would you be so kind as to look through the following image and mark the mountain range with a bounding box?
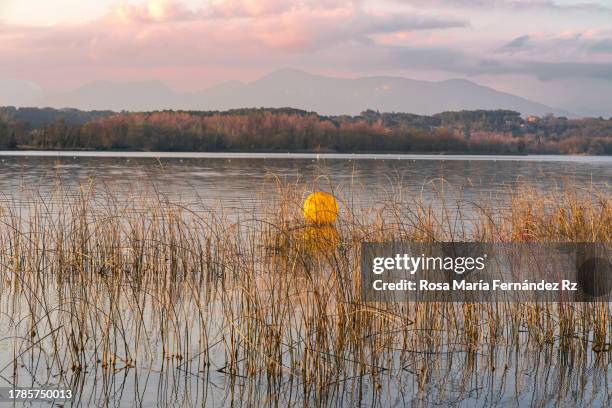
[1,69,574,116]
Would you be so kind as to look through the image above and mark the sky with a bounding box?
[1,0,612,114]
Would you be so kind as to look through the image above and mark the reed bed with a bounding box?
[0,178,609,407]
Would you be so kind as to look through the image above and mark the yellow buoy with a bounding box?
[303,191,339,225]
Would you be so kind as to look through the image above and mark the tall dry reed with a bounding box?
[0,178,609,406]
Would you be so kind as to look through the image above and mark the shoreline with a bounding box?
[0,150,610,162]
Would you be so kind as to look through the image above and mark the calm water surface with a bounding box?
[0,152,609,407]
[0,152,609,213]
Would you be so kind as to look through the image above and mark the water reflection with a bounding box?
[0,153,609,407]
[0,154,609,214]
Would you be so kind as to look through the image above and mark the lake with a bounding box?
[0,151,609,407]
[0,152,609,214]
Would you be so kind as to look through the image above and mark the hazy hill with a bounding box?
[39,69,569,116]
[43,80,186,112]
[0,79,45,107]
[193,69,568,116]
[0,106,114,128]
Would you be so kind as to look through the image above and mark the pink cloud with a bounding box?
[206,0,357,18]
[111,0,197,23]
[0,0,466,90]
[207,0,293,18]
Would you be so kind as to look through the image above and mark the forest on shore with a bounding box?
[0,106,611,154]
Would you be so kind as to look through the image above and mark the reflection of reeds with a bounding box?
[0,180,609,406]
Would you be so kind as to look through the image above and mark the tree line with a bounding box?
[0,107,610,154]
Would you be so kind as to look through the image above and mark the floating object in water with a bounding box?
[303,191,338,225]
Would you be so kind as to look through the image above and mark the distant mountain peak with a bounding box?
[35,69,571,116]
[204,80,245,92]
[77,79,171,90]
[255,68,324,84]
[261,68,313,77]
[438,78,475,84]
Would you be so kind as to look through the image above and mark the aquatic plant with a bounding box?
[0,179,609,406]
